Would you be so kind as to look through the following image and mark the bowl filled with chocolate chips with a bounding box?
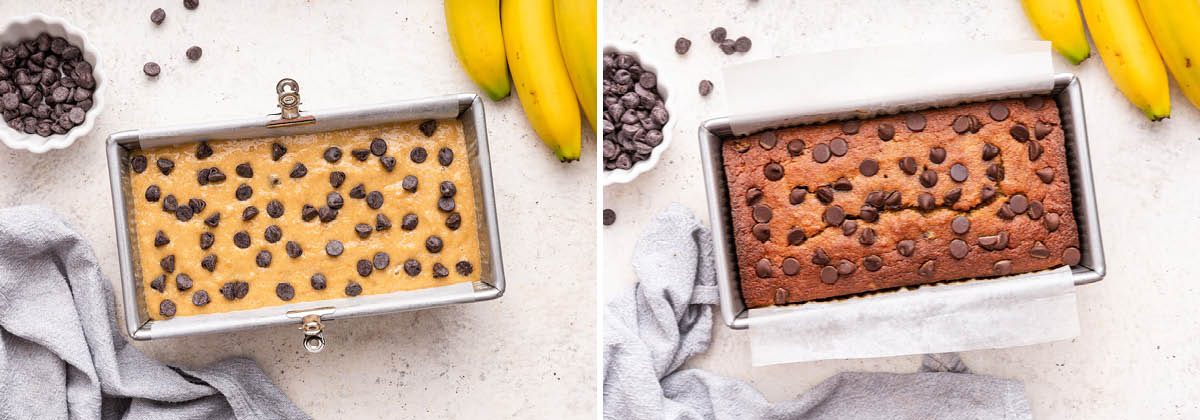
[0,14,105,153]
[602,43,675,185]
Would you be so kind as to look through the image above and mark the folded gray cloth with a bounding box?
[603,204,1032,420]
[0,205,309,419]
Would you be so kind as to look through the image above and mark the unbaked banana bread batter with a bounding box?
[128,120,480,319]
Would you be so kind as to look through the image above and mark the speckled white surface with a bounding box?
[603,1,1200,418]
[0,1,595,418]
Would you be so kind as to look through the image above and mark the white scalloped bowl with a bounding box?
[0,13,106,153]
[602,43,677,186]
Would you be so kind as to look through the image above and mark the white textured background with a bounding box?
[603,1,1199,418]
[0,1,595,418]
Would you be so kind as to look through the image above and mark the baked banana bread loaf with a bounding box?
[721,96,1080,308]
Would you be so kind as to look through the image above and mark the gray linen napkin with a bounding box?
[0,205,309,419]
[603,204,1032,420]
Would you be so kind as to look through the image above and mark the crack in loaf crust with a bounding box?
[721,97,1080,308]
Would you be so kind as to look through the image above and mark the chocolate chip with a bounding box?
[207,167,226,183]
[184,0,199,9]
[1029,200,1044,220]
[168,269,186,287]
[446,212,462,230]
[130,155,147,173]
[877,123,895,141]
[419,120,438,137]
[151,8,166,24]
[919,170,938,188]
[1035,122,1053,139]
[266,282,293,302]
[410,147,428,163]
[857,255,880,272]
[198,254,217,272]
[841,220,858,236]
[865,191,884,209]
[185,45,203,61]
[948,164,968,182]
[836,259,856,275]
[819,266,838,284]
[996,204,1016,220]
[853,159,878,178]
[720,39,736,54]
[426,235,443,253]
[1031,241,1051,259]
[438,147,455,166]
[355,223,372,239]
[897,240,915,257]
[310,273,327,290]
[271,143,286,161]
[789,187,806,205]
[344,183,365,199]
[154,231,170,247]
[952,116,972,134]
[812,248,830,265]
[1010,194,1029,214]
[917,192,935,210]
[1063,247,1081,265]
[235,163,253,178]
[752,204,772,223]
[815,186,834,204]
[285,241,302,258]
[884,191,903,210]
[841,120,860,135]
[698,80,713,96]
[368,191,385,209]
[404,259,422,276]
[758,131,777,150]
[175,205,193,222]
[242,206,259,221]
[986,163,1004,181]
[988,103,1009,121]
[369,138,388,156]
[162,195,177,212]
[356,259,373,277]
[948,216,970,235]
[326,172,346,190]
[812,144,831,163]
[199,232,214,250]
[787,227,806,245]
[433,263,450,278]
[755,259,773,278]
[156,158,174,175]
[352,149,370,161]
[219,282,237,300]
[944,188,962,205]
[1009,125,1029,142]
[372,252,390,270]
[992,260,1013,275]
[345,281,362,296]
[899,157,917,175]
[860,206,879,222]
[235,184,252,201]
[324,240,343,257]
[325,191,344,210]
[188,198,206,214]
[439,181,457,198]
[919,260,935,277]
[380,156,396,172]
[824,205,844,226]
[905,113,926,132]
[402,213,418,230]
[675,37,692,54]
[763,163,784,181]
[833,177,853,191]
[734,36,752,52]
[151,275,166,293]
[227,232,249,250]
[1024,97,1045,110]
[929,147,946,164]
[318,146,342,163]
[858,228,876,246]
[1027,140,1043,161]
[1044,212,1061,232]
[981,185,996,203]
[745,187,764,206]
[1036,167,1055,184]
[289,163,307,178]
[143,62,160,77]
[159,299,176,317]
[830,138,848,156]
[251,250,271,268]
[709,27,727,42]
[982,143,1000,161]
[978,234,999,250]
[950,239,969,259]
[787,140,805,156]
[318,206,338,223]
[301,205,319,222]
[259,225,281,243]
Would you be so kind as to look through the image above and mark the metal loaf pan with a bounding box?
[698,73,1105,329]
[106,84,505,349]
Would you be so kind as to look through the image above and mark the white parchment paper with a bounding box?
[749,267,1078,366]
[723,41,1055,136]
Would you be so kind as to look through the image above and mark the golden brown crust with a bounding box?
[722,97,1080,308]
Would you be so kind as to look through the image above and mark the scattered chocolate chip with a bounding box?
[301,205,319,222]
[980,185,996,203]
[860,206,879,222]
[326,191,344,210]
[763,163,784,181]
[184,0,199,10]
[230,231,251,250]
[440,181,457,198]
[787,140,804,156]
[812,248,830,265]
[833,177,853,191]
[151,8,166,24]
[734,36,752,52]
[235,184,252,201]
[368,191,385,209]
[919,169,938,188]
[744,187,764,206]
[151,274,166,293]
[154,231,170,247]
[988,103,1009,121]
[419,120,438,137]
[944,188,962,205]
[1009,125,1029,142]
[856,159,880,177]
[836,259,856,275]
[242,205,259,221]
[919,260,935,277]
[1024,97,1045,110]
[698,80,713,96]
[318,146,342,163]
[830,138,848,156]
[865,191,884,209]
[355,223,372,239]
[674,37,692,54]
[286,241,302,258]
[310,273,327,290]
[787,227,806,245]
[858,228,877,245]
[1035,122,1053,139]
[1036,167,1055,183]
[917,192,935,210]
[952,115,972,134]
[252,250,271,268]
[985,163,1004,181]
[373,252,390,270]
[402,213,418,230]
[950,239,969,259]
[1027,140,1043,161]
[261,225,282,243]
[781,258,801,276]
[841,120,860,135]
[438,147,454,166]
[325,172,346,190]
[905,113,926,132]
[156,158,174,175]
[200,254,217,272]
[1029,200,1044,220]
[863,255,883,272]
[884,191,902,210]
[755,259,773,278]
[143,62,161,77]
[1031,241,1051,259]
[752,204,772,223]
[345,281,362,296]
[188,198,206,214]
[720,39,735,54]
[758,131,777,150]
[325,240,343,256]
[352,149,370,161]
[318,206,338,223]
[425,235,444,253]
[162,195,178,213]
[710,27,727,42]
[993,260,1013,275]
[819,266,838,284]
[289,163,307,178]
[897,240,915,257]
[446,212,462,230]
[404,259,422,276]
[366,138,387,157]
[812,144,832,163]
[841,220,858,236]
[899,157,917,175]
[1063,247,1081,265]
[130,156,148,173]
[815,186,834,204]
[199,232,214,249]
[951,216,970,235]
[234,163,253,178]
[186,46,202,61]
[982,143,1000,161]
[356,259,373,277]
[380,156,396,172]
[944,164,965,182]
[1009,194,1029,214]
[789,187,806,205]
[996,204,1016,220]
[929,147,946,164]
[175,205,193,222]
[431,262,450,278]
[410,147,428,163]
[877,123,895,141]
[159,299,176,317]
[268,282,294,301]
[270,143,287,161]
[824,205,845,226]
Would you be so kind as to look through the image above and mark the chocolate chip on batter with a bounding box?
[310,273,327,290]
[400,213,419,231]
[154,158,173,175]
[242,206,259,221]
[1028,200,1044,220]
[352,149,370,161]
[1024,96,1045,110]
[456,261,473,276]
[897,240,915,257]
[280,240,300,259]
[824,205,845,226]
[986,163,1005,182]
[154,231,170,247]
[815,185,834,204]
[756,131,777,150]
[831,177,852,192]
[329,171,346,189]
[786,227,806,245]
[1035,167,1055,184]
[1061,247,1082,266]
[919,170,938,188]
[342,184,364,200]
[978,234,999,250]
[988,103,1009,121]
[232,231,251,249]
[367,191,385,209]
[751,223,770,242]
[818,266,838,284]
[199,232,214,250]
[812,144,831,163]
[918,260,936,277]
[355,223,372,239]
[188,198,206,214]
[859,159,879,176]
[980,185,996,203]
[175,205,194,222]
[271,143,287,161]
[899,157,917,175]
[130,155,148,173]
[323,240,343,257]
[905,113,926,132]
[949,164,968,182]
[323,146,342,163]
[1009,194,1028,214]
[865,191,884,209]
[830,138,848,156]
[949,239,969,259]
[952,115,972,134]
[917,192,935,210]
[271,282,294,301]
[988,260,1012,276]
[146,185,161,202]
[1034,122,1053,140]
[781,259,799,278]
[841,220,857,236]
[836,259,856,275]
[439,181,457,198]
[201,254,217,272]
[927,147,946,164]
[380,156,396,172]
[425,235,444,253]
[996,204,1016,220]
[1029,241,1051,259]
[812,248,830,266]
[787,140,805,156]
[354,259,373,277]
[255,250,272,268]
[404,259,422,276]
[445,212,462,230]
[432,263,450,278]
[951,215,970,235]
[324,191,344,210]
[373,252,390,270]
[1027,140,1043,161]
[150,274,166,293]
[366,138,387,156]
[345,281,363,296]
[301,204,319,222]
[982,143,1000,161]
[858,228,876,246]
[1009,125,1029,142]
[233,184,252,201]
[262,225,281,243]
[160,299,176,317]
[752,204,772,223]
[859,206,879,222]
[789,187,806,205]
[884,191,903,210]
[944,187,962,205]
[318,206,338,223]
[841,120,860,135]
[877,123,895,141]
[411,147,428,163]
[289,163,307,178]
[419,120,438,137]
[193,141,213,159]
[197,168,211,186]
[763,163,784,181]
[207,167,226,183]
[754,259,774,278]
[175,273,191,291]
[234,163,253,178]
[746,187,764,205]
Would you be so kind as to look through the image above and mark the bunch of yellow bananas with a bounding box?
[1021,0,1200,121]
[444,0,595,162]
